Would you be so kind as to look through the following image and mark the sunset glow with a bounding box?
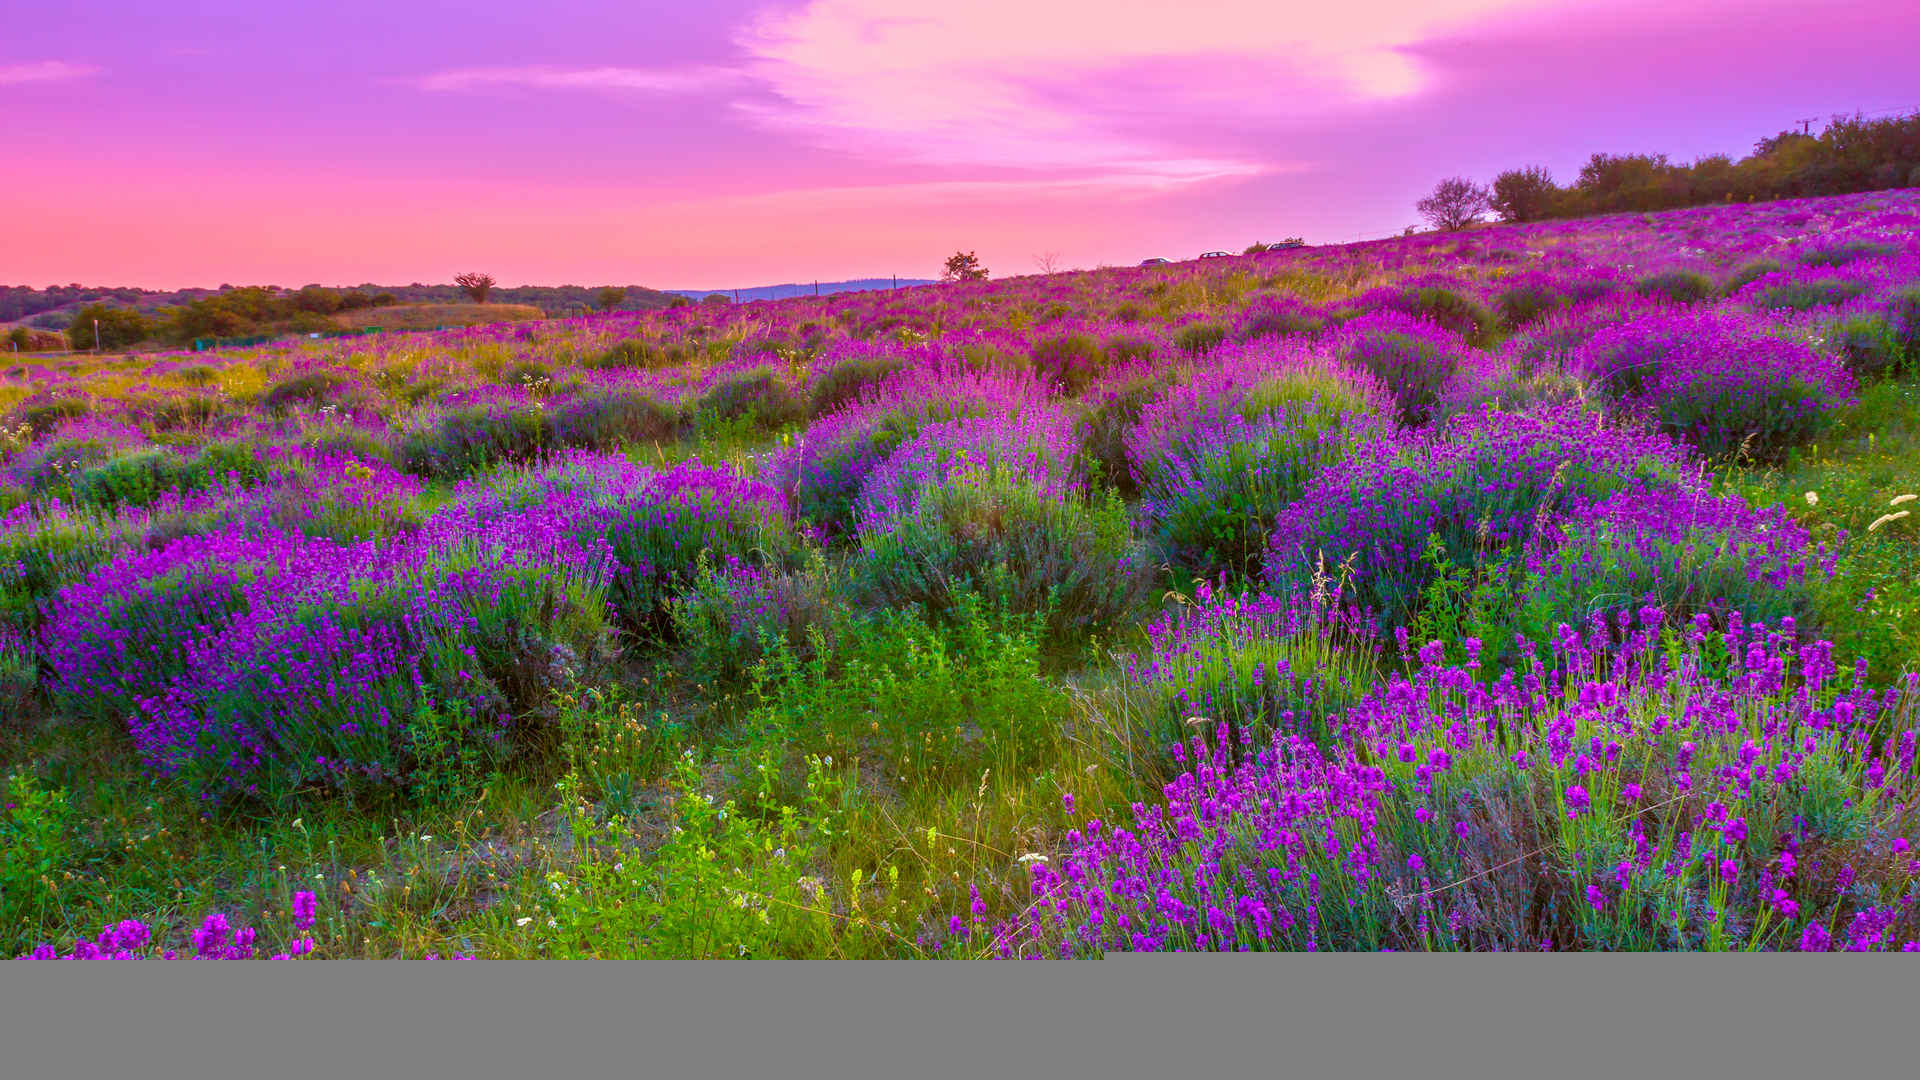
[4,0,1916,288]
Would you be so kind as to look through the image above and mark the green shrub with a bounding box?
[0,774,73,950]
[1029,334,1105,394]
[1172,322,1228,356]
[1394,286,1499,347]
[1834,313,1909,380]
[744,600,1072,785]
[0,505,144,637]
[1103,334,1156,367]
[261,372,353,415]
[63,449,183,511]
[1744,276,1867,312]
[592,339,679,370]
[538,750,845,957]
[1512,493,1822,648]
[1724,258,1781,294]
[1798,240,1897,267]
[666,550,840,689]
[1074,371,1171,496]
[808,352,906,417]
[549,391,679,452]
[1494,283,1567,330]
[1636,270,1715,304]
[397,404,550,480]
[10,398,92,436]
[1123,586,1379,760]
[1137,368,1383,579]
[849,468,1151,640]
[694,369,805,434]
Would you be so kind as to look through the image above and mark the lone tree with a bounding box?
[454,272,497,304]
[1490,166,1557,223]
[942,251,989,282]
[1416,177,1492,231]
[595,286,629,312]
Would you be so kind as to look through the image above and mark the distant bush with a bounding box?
[1416,177,1491,231]
[1489,166,1556,223]
[66,304,150,350]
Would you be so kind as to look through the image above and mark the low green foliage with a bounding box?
[849,469,1152,640]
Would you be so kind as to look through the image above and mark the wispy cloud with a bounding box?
[0,60,101,85]
[733,0,1554,183]
[415,64,743,94]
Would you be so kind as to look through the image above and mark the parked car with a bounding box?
[1139,257,1169,266]
[1199,251,1232,259]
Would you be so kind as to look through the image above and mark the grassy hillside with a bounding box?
[330,303,544,331]
[1,189,1917,960]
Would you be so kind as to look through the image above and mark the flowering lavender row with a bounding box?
[990,610,1920,954]
[0,188,1910,817]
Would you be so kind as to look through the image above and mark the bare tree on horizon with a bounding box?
[454,272,497,304]
[1416,178,1492,231]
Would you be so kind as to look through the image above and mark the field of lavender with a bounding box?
[4,190,1918,958]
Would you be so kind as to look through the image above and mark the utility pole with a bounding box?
[94,318,101,353]
[1797,116,1818,136]
[814,280,819,297]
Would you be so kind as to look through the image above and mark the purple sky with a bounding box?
[3,0,1916,290]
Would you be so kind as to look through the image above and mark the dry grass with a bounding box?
[331,303,544,332]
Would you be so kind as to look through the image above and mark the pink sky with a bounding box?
[3,0,1916,290]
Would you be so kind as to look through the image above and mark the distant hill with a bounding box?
[0,282,680,329]
[667,278,937,303]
